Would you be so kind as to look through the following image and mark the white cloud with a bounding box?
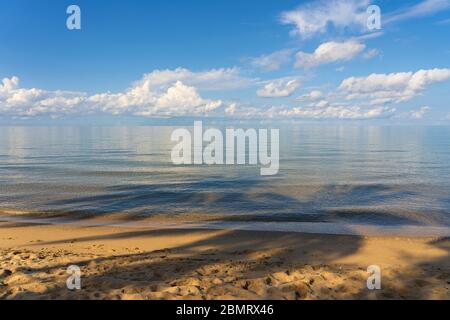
[297,90,324,102]
[89,73,225,117]
[339,68,450,104]
[385,0,450,24]
[308,90,324,101]
[0,77,87,117]
[225,102,237,115]
[280,0,370,38]
[0,69,233,118]
[0,76,19,92]
[132,67,254,91]
[410,106,431,119]
[225,98,396,120]
[295,40,366,69]
[277,105,396,120]
[256,68,450,120]
[250,49,293,72]
[313,100,331,108]
[149,81,222,116]
[281,0,450,39]
[2,67,448,121]
[362,48,380,59]
[257,78,300,98]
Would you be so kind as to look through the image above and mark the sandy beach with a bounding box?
[0,215,449,300]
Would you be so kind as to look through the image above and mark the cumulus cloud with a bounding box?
[132,67,254,91]
[297,90,324,102]
[253,68,450,120]
[257,78,300,98]
[280,0,370,38]
[225,102,237,115]
[250,49,293,72]
[0,69,241,118]
[86,73,226,117]
[138,81,222,116]
[277,105,396,120]
[0,77,87,117]
[410,106,431,119]
[225,98,396,120]
[307,90,324,101]
[2,67,449,121]
[0,76,19,92]
[339,68,450,104]
[295,40,366,69]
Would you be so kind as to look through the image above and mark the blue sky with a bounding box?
[1,0,450,123]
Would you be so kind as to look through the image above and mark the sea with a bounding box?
[1,125,450,228]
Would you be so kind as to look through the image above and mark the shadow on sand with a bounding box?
[1,222,448,300]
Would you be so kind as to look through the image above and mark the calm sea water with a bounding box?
[1,125,450,227]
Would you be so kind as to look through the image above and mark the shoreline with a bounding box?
[0,212,450,238]
[0,217,449,300]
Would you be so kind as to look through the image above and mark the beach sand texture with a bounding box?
[0,219,449,300]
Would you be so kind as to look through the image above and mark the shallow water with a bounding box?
[1,125,450,227]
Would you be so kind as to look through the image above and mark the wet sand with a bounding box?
[0,219,449,300]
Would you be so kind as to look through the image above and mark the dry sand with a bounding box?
[0,218,449,300]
